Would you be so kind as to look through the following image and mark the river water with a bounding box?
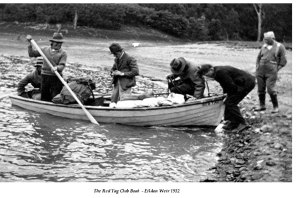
[0,55,224,182]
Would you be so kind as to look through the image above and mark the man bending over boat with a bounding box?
[167,57,205,101]
[27,32,67,102]
[198,64,255,133]
[109,43,139,104]
[17,57,43,100]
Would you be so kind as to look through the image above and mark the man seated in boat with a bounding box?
[109,43,140,104]
[17,57,43,100]
[167,57,205,101]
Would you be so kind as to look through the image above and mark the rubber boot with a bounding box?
[255,94,266,111]
[270,94,279,113]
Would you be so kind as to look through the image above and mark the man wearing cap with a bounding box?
[109,43,139,103]
[167,57,205,99]
[27,32,67,101]
[198,64,255,132]
[255,31,287,113]
[17,57,43,100]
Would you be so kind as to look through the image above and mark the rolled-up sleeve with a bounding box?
[28,46,41,57]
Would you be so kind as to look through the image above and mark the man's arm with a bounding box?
[56,51,67,72]
[277,44,287,71]
[123,57,139,77]
[28,45,41,57]
[256,49,262,69]
[190,73,205,99]
[17,75,31,95]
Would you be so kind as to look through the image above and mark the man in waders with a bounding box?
[255,31,287,113]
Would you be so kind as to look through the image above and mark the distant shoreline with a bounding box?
[0,22,292,50]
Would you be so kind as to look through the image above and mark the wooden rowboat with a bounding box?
[9,94,226,127]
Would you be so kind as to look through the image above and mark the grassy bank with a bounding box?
[0,21,181,42]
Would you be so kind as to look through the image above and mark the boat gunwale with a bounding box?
[9,94,226,111]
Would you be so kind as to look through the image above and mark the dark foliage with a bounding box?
[0,3,292,41]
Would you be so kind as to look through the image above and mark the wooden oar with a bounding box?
[29,38,99,125]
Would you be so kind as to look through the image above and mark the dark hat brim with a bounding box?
[171,64,185,75]
[170,57,187,75]
[49,39,64,43]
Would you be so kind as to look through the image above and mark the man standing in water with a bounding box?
[255,31,287,113]
[27,32,67,101]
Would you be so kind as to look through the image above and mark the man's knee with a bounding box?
[267,88,277,95]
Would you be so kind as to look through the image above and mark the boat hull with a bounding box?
[10,95,225,126]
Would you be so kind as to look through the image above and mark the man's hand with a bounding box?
[186,94,197,102]
[112,70,124,76]
[186,97,197,103]
[166,74,174,80]
[51,67,58,73]
[26,35,32,42]
[26,35,32,47]
[277,65,283,71]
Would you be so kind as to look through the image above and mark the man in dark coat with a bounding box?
[167,57,205,100]
[198,64,255,132]
[17,57,43,100]
[109,43,139,103]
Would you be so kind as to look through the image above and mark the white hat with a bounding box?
[264,31,275,39]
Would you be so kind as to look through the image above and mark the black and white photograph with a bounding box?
[0,1,295,198]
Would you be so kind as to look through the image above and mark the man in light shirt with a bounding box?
[27,32,67,101]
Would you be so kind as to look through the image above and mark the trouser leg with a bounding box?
[111,83,120,103]
[266,72,278,108]
[224,92,247,125]
[270,94,279,109]
[256,74,266,108]
[50,76,63,100]
[41,75,52,101]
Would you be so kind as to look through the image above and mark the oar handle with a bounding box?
[30,39,99,125]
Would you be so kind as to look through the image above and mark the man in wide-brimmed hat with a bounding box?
[27,32,67,101]
[17,57,43,100]
[109,43,139,103]
[167,57,205,99]
[255,31,287,113]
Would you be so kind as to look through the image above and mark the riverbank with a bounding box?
[204,105,292,182]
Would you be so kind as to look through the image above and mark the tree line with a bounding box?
[0,3,292,42]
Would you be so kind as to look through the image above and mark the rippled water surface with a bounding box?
[1,99,223,182]
[0,55,224,182]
